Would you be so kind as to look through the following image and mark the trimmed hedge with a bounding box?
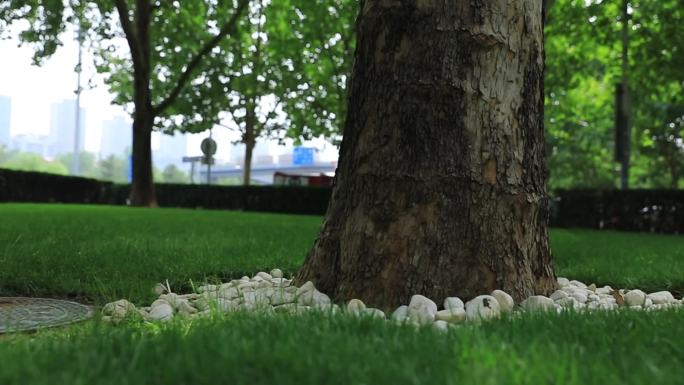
[551,189,684,234]
[0,168,330,216]
[108,184,331,215]
[0,168,113,204]
[3,168,683,232]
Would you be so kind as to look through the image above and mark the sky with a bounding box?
[0,25,339,163]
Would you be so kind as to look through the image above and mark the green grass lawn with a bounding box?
[1,203,683,303]
[1,310,683,385]
[1,203,683,385]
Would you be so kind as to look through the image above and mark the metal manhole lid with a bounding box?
[0,297,93,333]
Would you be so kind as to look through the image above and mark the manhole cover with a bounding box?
[0,297,93,333]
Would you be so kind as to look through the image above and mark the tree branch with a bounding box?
[153,0,250,116]
[114,0,143,74]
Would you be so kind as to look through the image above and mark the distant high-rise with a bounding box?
[49,99,85,157]
[10,134,53,157]
[231,140,278,166]
[154,132,187,169]
[0,95,10,146]
[101,116,132,157]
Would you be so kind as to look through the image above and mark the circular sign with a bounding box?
[0,297,93,333]
[201,138,217,156]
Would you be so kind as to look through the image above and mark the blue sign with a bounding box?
[293,147,315,165]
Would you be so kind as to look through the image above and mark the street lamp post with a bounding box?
[73,23,83,176]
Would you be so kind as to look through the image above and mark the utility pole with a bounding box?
[618,0,631,189]
[207,129,213,184]
[73,22,83,176]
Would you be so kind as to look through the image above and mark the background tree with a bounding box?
[629,0,684,188]
[1,0,250,206]
[1,152,69,175]
[185,0,285,186]
[171,0,357,185]
[270,0,357,145]
[296,0,556,307]
[97,153,129,183]
[161,164,189,184]
[0,145,15,165]
[544,0,684,189]
[57,151,99,178]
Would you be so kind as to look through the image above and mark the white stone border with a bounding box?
[102,269,684,330]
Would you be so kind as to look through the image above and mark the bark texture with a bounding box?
[119,0,157,207]
[242,107,257,186]
[129,111,157,207]
[296,0,556,308]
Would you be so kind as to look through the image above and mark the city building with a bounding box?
[101,116,132,157]
[0,95,10,146]
[10,133,55,158]
[231,141,283,166]
[49,99,86,157]
[154,132,188,170]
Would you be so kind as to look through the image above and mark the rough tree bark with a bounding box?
[242,105,257,186]
[243,130,255,186]
[296,0,556,308]
[127,0,156,206]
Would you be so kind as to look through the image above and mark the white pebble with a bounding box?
[625,289,646,306]
[569,292,588,304]
[270,290,296,305]
[148,303,174,322]
[347,299,366,314]
[465,295,501,321]
[312,290,332,308]
[391,305,408,322]
[150,299,171,308]
[436,308,466,323]
[596,286,613,295]
[153,283,167,296]
[198,284,217,293]
[101,299,137,322]
[491,290,514,313]
[520,296,555,312]
[556,297,584,311]
[219,287,239,300]
[550,290,568,301]
[443,297,464,311]
[296,281,315,295]
[407,295,438,325]
[159,293,181,308]
[360,308,386,319]
[270,269,283,279]
[256,272,272,281]
[176,300,197,315]
[647,291,676,305]
[432,320,449,332]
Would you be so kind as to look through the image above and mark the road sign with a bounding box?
[201,138,217,156]
[293,147,315,165]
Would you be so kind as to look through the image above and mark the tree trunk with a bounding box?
[242,106,257,186]
[296,0,555,308]
[243,134,254,186]
[668,160,679,189]
[129,109,157,206]
[127,1,157,207]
